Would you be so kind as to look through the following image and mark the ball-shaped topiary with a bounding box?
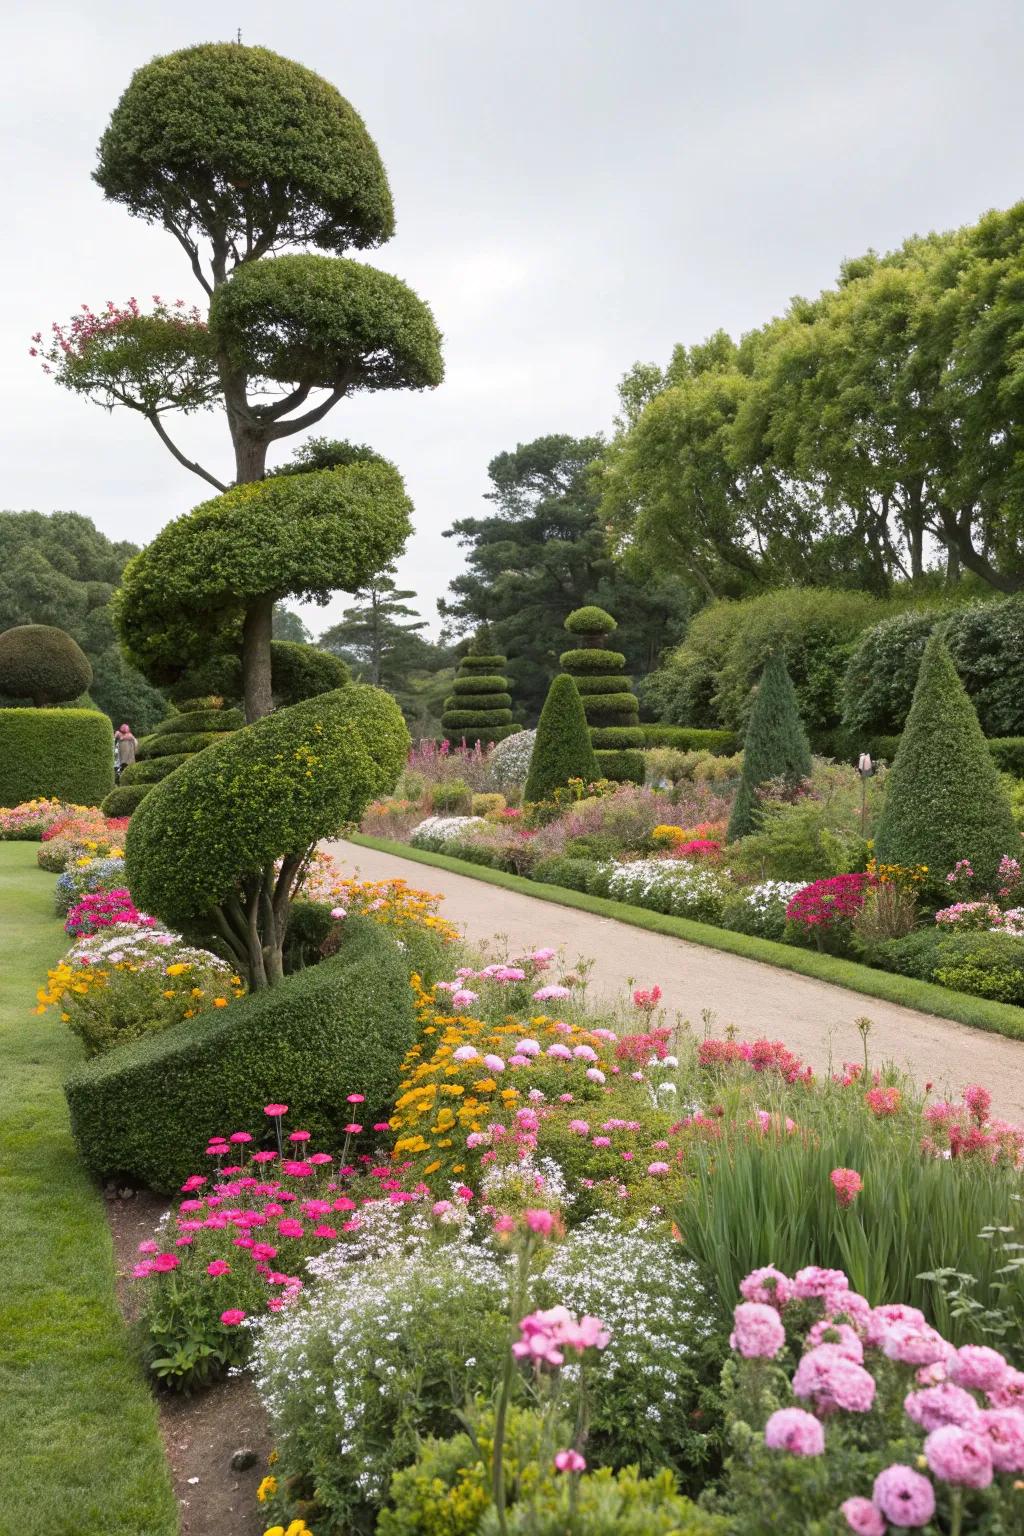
[524,675,600,804]
[875,633,1020,892]
[125,684,408,987]
[0,624,93,707]
[95,43,396,256]
[559,606,643,782]
[727,652,812,841]
[270,642,351,706]
[442,635,517,747]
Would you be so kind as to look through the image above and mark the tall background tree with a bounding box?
[38,43,443,718]
[439,434,689,719]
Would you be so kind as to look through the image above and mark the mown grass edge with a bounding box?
[345,832,1024,1042]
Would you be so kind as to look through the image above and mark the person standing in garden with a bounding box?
[114,723,137,781]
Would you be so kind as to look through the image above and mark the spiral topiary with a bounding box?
[442,629,517,747]
[104,700,243,816]
[559,606,643,783]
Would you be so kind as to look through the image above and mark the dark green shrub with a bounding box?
[870,929,1024,1004]
[64,918,415,1191]
[441,635,515,746]
[439,708,513,729]
[595,748,647,783]
[150,707,245,736]
[866,928,943,980]
[533,855,600,892]
[524,675,599,803]
[560,606,643,782]
[989,739,1024,777]
[592,726,648,749]
[572,674,635,695]
[138,729,235,759]
[721,894,788,942]
[120,755,191,784]
[271,640,350,705]
[457,654,506,670]
[100,783,151,816]
[875,634,1019,890]
[564,604,619,637]
[841,609,941,737]
[727,653,812,841]
[126,684,408,986]
[640,725,739,751]
[0,623,93,706]
[442,694,512,713]
[430,779,471,812]
[0,708,113,805]
[446,673,507,694]
[559,648,627,673]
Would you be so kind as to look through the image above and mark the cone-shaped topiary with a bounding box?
[524,674,600,803]
[560,606,643,782]
[727,652,812,841]
[875,633,1020,891]
[442,628,516,747]
[0,623,93,706]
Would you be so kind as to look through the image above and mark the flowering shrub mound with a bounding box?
[64,887,149,937]
[786,872,872,945]
[54,854,126,915]
[601,859,732,922]
[697,1037,812,1084]
[0,796,66,840]
[712,1262,1024,1533]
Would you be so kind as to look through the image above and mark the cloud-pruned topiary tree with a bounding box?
[728,652,812,841]
[875,633,1019,890]
[441,626,516,747]
[524,675,600,804]
[37,43,443,720]
[125,685,409,989]
[0,623,93,706]
[560,605,644,783]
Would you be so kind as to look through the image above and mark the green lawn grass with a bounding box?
[348,832,1024,1042]
[0,842,177,1536]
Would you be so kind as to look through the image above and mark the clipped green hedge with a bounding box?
[441,707,513,729]
[137,729,236,759]
[639,725,739,752]
[100,783,151,817]
[595,748,646,783]
[64,918,415,1191]
[458,654,505,670]
[581,693,640,719]
[868,734,1024,779]
[120,755,191,785]
[442,693,512,713]
[447,674,508,695]
[559,648,627,673]
[591,726,645,749]
[572,675,635,695]
[0,708,113,805]
[150,707,245,737]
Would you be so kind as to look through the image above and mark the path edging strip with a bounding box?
[345,833,1024,1042]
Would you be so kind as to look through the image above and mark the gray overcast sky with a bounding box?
[2,0,1022,636]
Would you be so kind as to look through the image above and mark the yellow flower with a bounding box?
[166,963,187,977]
[162,990,175,999]
[213,997,228,1008]
[256,1475,278,1503]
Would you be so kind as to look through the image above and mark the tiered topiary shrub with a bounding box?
[727,652,812,841]
[524,674,600,804]
[101,700,244,817]
[876,633,1020,893]
[559,606,644,783]
[0,708,114,805]
[442,632,516,747]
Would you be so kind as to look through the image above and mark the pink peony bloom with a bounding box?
[330,906,347,919]
[572,1044,598,1061]
[546,1043,572,1060]
[586,1067,606,1083]
[533,985,572,1001]
[840,1496,885,1536]
[977,1407,1024,1473]
[793,1345,876,1413]
[451,989,478,1008]
[482,1054,505,1072]
[905,1384,981,1432]
[647,1160,669,1175]
[872,1464,936,1527]
[151,1253,180,1273]
[882,1320,951,1367]
[277,1218,304,1238]
[730,1302,785,1359]
[826,1289,872,1334]
[947,1345,1009,1393]
[343,1123,363,1134]
[924,1423,993,1488]
[806,1321,863,1362]
[515,1039,541,1056]
[866,1302,926,1348]
[452,1045,479,1061]
[988,1368,1024,1410]
[763,1407,824,1456]
[793,1266,848,1300]
[568,1120,590,1135]
[739,1266,793,1310]
[220,1309,246,1326]
[553,1449,586,1473]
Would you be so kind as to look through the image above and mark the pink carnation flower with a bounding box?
[793,1265,848,1299]
[806,1320,863,1362]
[730,1302,785,1359]
[739,1265,792,1309]
[220,1309,246,1326]
[840,1496,886,1536]
[872,1464,936,1527]
[947,1345,1009,1392]
[924,1423,993,1488]
[988,1368,1024,1410]
[882,1320,950,1367]
[977,1407,1024,1473]
[904,1383,981,1433]
[763,1407,824,1456]
[792,1345,876,1412]
[866,1302,925,1348]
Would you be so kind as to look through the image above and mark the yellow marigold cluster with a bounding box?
[35,958,243,1020]
[866,857,929,889]
[651,824,687,847]
[390,977,614,1182]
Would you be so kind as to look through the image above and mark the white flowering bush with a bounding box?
[539,1215,722,1489]
[410,814,487,852]
[721,880,807,941]
[488,728,535,794]
[602,859,733,922]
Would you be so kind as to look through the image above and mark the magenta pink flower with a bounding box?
[553,1450,586,1473]
[840,1496,885,1536]
[806,1321,863,1362]
[866,1302,926,1348]
[763,1407,824,1456]
[793,1345,876,1412]
[730,1302,785,1359]
[739,1266,793,1309]
[872,1464,935,1527]
[924,1424,993,1488]
[220,1309,246,1326]
[904,1383,981,1432]
[647,1160,669,1175]
[793,1266,848,1300]
[977,1408,1024,1473]
[151,1253,180,1273]
[206,1260,230,1277]
[830,1167,863,1207]
[947,1345,1009,1392]
[277,1218,304,1238]
[882,1321,950,1368]
[987,1368,1024,1409]
[523,1208,556,1237]
[264,1103,288,1116]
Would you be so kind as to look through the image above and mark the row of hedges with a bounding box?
[868,734,1024,778]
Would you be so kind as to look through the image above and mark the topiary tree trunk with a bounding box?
[875,632,1020,890]
[524,675,600,804]
[559,605,644,783]
[727,652,812,841]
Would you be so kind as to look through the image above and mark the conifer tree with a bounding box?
[727,652,812,841]
[524,674,599,803]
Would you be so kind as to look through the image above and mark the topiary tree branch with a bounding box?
[145,411,228,492]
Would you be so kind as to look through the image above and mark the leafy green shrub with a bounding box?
[270,639,350,705]
[442,637,515,746]
[137,729,235,759]
[640,725,739,751]
[448,674,507,694]
[871,929,1024,1003]
[532,855,596,891]
[0,708,113,805]
[471,792,505,817]
[841,608,943,737]
[441,708,514,728]
[595,749,646,784]
[120,755,190,784]
[524,676,600,803]
[990,739,1024,777]
[100,783,150,816]
[570,674,633,695]
[64,918,414,1190]
[875,635,1020,891]
[0,623,93,705]
[150,707,244,736]
[559,648,627,673]
[581,692,640,722]
[730,761,879,881]
[430,778,471,812]
[727,653,811,841]
[564,604,619,636]
[125,685,408,986]
[560,608,643,780]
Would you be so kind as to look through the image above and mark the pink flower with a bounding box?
[451,989,479,1008]
[988,1368,1024,1410]
[867,1302,926,1348]
[493,1214,517,1236]
[872,1465,936,1526]
[229,1131,252,1144]
[515,1039,541,1056]
[452,1045,478,1061]
[947,1345,1008,1392]
[553,1450,586,1473]
[343,1123,363,1134]
[806,1321,863,1362]
[977,1408,1024,1473]
[288,1130,310,1143]
[830,1167,863,1207]
[763,1407,824,1456]
[546,1043,572,1060]
[840,1497,886,1536]
[206,1260,231,1277]
[739,1266,793,1309]
[793,1266,848,1300]
[793,1346,876,1412]
[572,1044,598,1062]
[924,1423,993,1488]
[905,1384,981,1432]
[533,985,571,1001]
[277,1219,304,1238]
[568,1120,590,1135]
[137,1239,159,1254]
[646,1161,669,1175]
[180,1176,206,1192]
[482,1054,505,1072]
[220,1309,246,1327]
[523,1208,556,1236]
[264,1103,288,1116]
[730,1302,785,1359]
[330,906,347,919]
[151,1253,180,1273]
[586,1067,606,1083]
[882,1321,950,1367]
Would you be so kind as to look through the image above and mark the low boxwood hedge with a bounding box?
[120,755,191,785]
[639,725,740,752]
[0,707,113,805]
[582,693,640,719]
[591,726,645,750]
[100,783,151,817]
[150,707,245,737]
[64,917,416,1192]
[137,730,236,759]
[595,748,645,783]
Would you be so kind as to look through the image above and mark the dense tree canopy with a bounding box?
[439,434,690,719]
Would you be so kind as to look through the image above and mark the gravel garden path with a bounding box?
[329,839,1024,1120]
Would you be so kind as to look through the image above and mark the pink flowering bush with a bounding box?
[64,887,151,937]
[710,1263,1024,1532]
[786,872,873,951]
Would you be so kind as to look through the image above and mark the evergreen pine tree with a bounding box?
[524,675,600,803]
[875,633,1019,889]
[727,652,812,841]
